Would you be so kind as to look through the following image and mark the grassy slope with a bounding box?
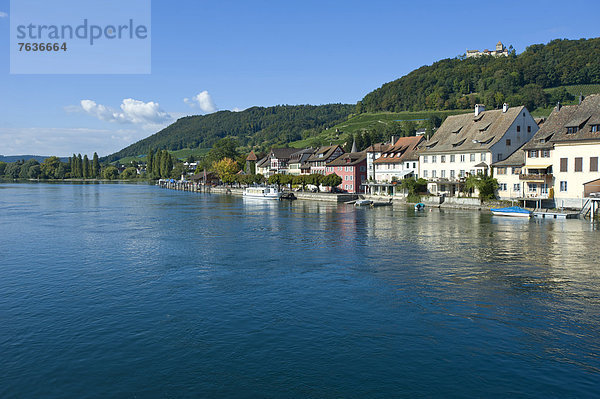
[288,109,471,148]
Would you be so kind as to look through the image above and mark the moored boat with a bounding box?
[490,206,532,217]
[243,186,282,199]
[354,199,373,206]
[414,203,425,211]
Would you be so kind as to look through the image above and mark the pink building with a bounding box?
[325,152,367,193]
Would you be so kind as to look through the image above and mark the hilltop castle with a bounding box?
[466,41,509,58]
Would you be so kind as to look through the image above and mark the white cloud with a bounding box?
[0,11,8,18]
[184,91,217,113]
[79,98,172,128]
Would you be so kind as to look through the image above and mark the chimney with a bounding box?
[502,103,509,113]
[390,136,396,145]
[475,104,485,117]
[579,93,584,104]
[556,102,561,112]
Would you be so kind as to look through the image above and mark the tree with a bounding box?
[103,166,119,180]
[400,177,427,202]
[83,155,90,179]
[0,161,7,176]
[40,156,63,179]
[267,173,286,191]
[92,152,100,178]
[293,175,308,191]
[322,173,342,191]
[307,173,324,191]
[213,157,239,185]
[121,167,138,179]
[77,154,84,178]
[19,159,40,179]
[147,149,154,178]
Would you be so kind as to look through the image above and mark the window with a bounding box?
[527,126,531,133]
[360,166,366,172]
[517,126,521,132]
[560,181,568,192]
[470,169,476,176]
[506,139,511,146]
[470,153,475,162]
[591,157,598,172]
[567,127,578,134]
[423,170,428,178]
[459,170,465,177]
[528,183,537,193]
[575,157,583,172]
[529,150,538,158]
[432,155,437,163]
[497,167,507,175]
[541,150,550,158]
[497,153,503,161]
[560,158,568,172]
[441,170,446,178]
[423,156,428,163]
[541,184,548,195]
[512,167,521,175]
[413,163,416,168]
[592,125,600,132]
[481,153,486,161]
[499,183,507,191]
[514,183,520,192]
[450,155,455,162]
[450,170,455,178]
[432,170,437,178]
[441,155,446,163]
[440,184,446,192]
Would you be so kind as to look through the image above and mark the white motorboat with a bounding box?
[243,186,282,199]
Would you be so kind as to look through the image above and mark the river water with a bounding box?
[1,183,599,398]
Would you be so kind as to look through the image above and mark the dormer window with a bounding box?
[592,125,600,133]
[567,126,578,134]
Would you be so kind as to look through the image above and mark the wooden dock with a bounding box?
[532,211,579,219]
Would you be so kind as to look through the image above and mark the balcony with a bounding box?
[519,173,553,182]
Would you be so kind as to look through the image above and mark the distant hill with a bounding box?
[0,155,68,163]
[104,104,354,162]
[358,38,600,113]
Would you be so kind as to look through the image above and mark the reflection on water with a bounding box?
[0,183,599,398]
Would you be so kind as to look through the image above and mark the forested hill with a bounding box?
[104,104,353,162]
[358,38,600,113]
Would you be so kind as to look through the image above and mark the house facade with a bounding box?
[373,136,424,182]
[307,145,344,175]
[288,148,315,176]
[492,146,525,200]
[419,104,538,196]
[365,142,393,181]
[325,152,367,193]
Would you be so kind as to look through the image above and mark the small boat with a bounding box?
[354,199,373,206]
[490,206,532,217]
[414,203,425,211]
[243,186,282,199]
[371,199,393,207]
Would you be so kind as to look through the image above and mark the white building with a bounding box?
[418,104,538,196]
[466,41,509,58]
[373,136,424,182]
[492,146,525,200]
[522,95,600,209]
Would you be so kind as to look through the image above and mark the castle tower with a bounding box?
[246,150,257,174]
[496,41,504,52]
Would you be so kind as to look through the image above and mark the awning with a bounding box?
[474,162,488,168]
[526,164,552,169]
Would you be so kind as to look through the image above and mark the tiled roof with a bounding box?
[549,94,600,143]
[373,136,424,164]
[326,152,366,166]
[270,147,299,160]
[492,144,526,166]
[419,106,527,154]
[246,150,257,161]
[256,156,269,168]
[365,143,393,153]
[522,103,580,151]
[307,145,343,162]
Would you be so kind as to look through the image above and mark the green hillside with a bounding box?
[289,109,470,148]
[104,104,354,162]
[359,38,600,114]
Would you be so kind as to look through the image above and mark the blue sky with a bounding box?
[0,0,599,156]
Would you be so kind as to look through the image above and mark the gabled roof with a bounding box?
[270,147,299,160]
[326,152,366,166]
[492,144,526,167]
[365,142,393,153]
[373,136,424,164]
[419,106,527,154]
[549,94,600,143]
[307,145,343,162]
[289,148,315,163]
[256,156,269,168]
[522,103,580,151]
